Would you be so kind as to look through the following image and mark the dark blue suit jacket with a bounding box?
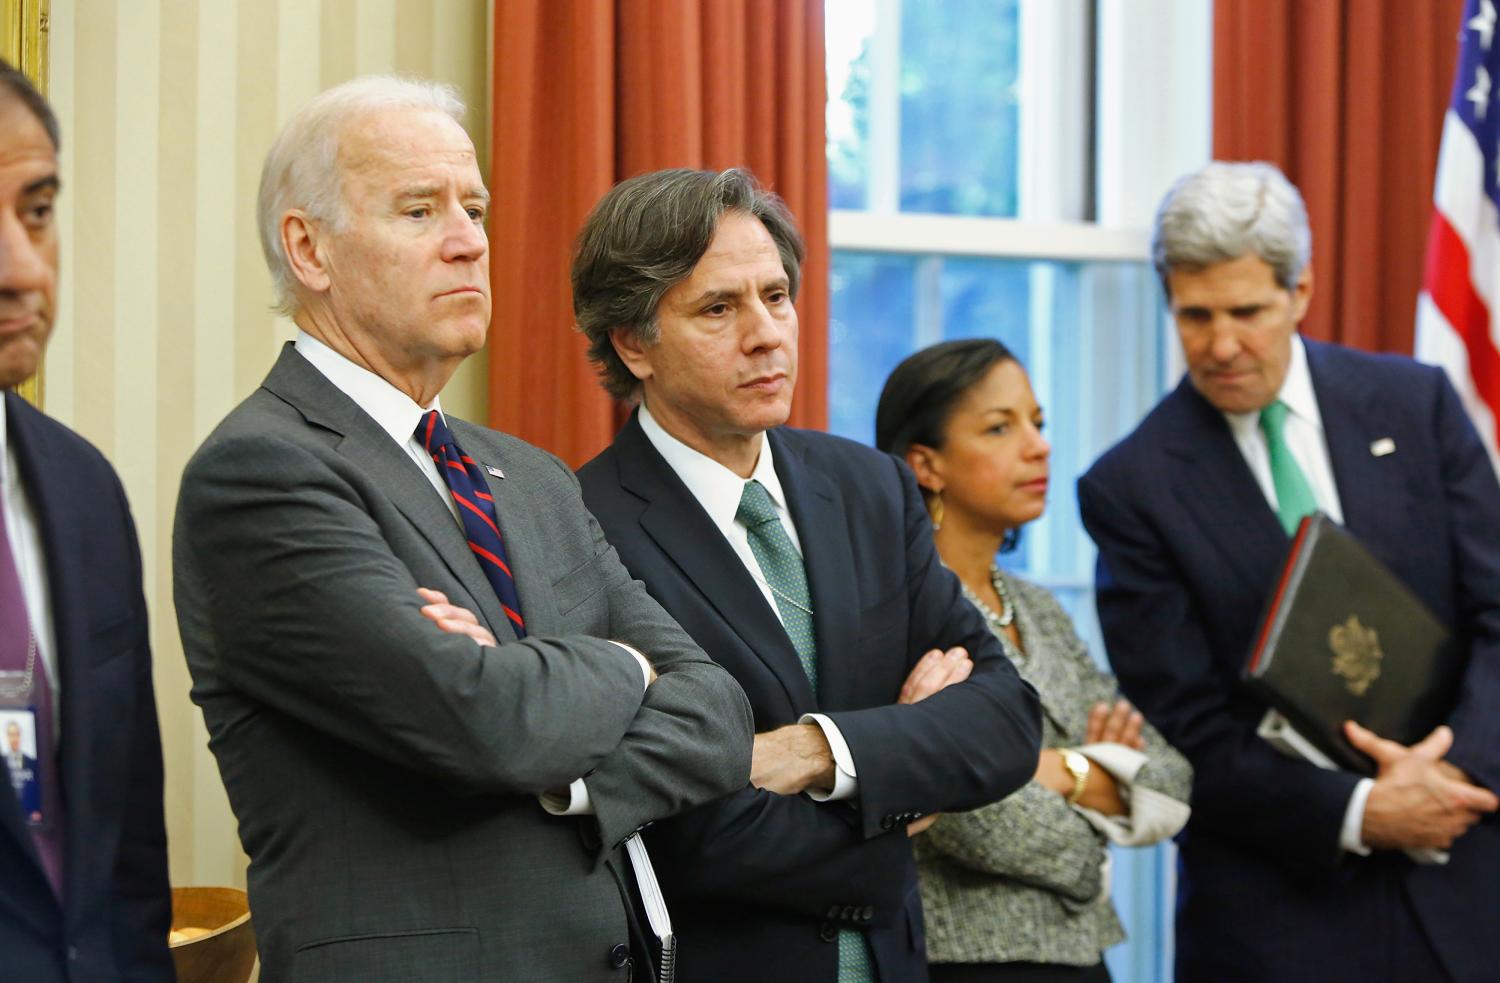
[580,416,1041,983]
[1078,339,1500,983]
[0,391,173,982]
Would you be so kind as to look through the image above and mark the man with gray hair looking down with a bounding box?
[173,75,751,983]
[1078,160,1500,982]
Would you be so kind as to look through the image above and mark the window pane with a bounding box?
[826,0,1022,215]
[898,0,1021,216]
[827,252,919,443]
[826,0,876,210]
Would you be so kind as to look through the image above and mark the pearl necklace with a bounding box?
[988,566,1015,628]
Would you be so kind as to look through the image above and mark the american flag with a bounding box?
[1418,0,1500,474]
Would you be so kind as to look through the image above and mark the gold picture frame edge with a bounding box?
[3,0,49,408]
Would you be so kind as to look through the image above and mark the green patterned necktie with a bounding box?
[737,480,819,695]
[735,480,877,983]
[1259,400,1318,535]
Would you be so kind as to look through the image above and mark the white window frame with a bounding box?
[827,0,1213,388]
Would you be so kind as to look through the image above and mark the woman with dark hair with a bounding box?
[876,339,1192,983]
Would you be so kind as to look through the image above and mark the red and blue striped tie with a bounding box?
[419,410,526,638]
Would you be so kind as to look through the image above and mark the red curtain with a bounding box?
[1213,0,1463,354]
[489,0,828,468]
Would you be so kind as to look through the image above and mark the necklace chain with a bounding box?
[0,628,38,699]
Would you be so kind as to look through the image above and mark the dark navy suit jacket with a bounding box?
[0,390,173,982]
[580,416,1042,983]
[1078,339,1500,983]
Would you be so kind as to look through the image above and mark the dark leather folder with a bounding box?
[1243,512,1461,775]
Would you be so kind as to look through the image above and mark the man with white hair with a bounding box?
[1079,161,1500,982]
[173,75,752,983]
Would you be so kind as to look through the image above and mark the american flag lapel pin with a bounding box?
[486,464,506,479]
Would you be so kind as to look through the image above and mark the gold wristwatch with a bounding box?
[1060,749,1091,805]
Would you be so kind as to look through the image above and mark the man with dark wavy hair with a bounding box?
[576,167,1042,983]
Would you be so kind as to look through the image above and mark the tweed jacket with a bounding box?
[914,572,1192,967]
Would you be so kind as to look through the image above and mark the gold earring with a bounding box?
[927,490,944,531]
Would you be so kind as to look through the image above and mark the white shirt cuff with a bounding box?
[1340,777,1374,855]
[538,642,650,818]
[1073,743,1191,847]
[540,778,594,816]
[799,713,858,801]
[610,641,654,691]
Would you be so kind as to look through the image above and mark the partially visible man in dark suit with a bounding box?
[0,59,174,982]
[173,77,751,982]
[1078,161,1500,983]
[574,168,1042,983]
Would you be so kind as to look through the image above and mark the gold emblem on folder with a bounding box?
[1329,615,1382,696]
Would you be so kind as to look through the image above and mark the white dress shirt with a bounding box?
[0,397,59,733]
[1221,335,1371,855]
[294,333,648,816]
[638,403,859,801]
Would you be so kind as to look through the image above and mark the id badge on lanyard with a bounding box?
[1,637,55,831]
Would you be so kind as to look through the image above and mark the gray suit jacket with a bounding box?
[173,344,752,983]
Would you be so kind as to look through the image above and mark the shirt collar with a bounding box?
[637,401,788,528]
[294,330,443,446]
[1223,333,1323,438]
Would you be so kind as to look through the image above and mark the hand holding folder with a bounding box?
[1245,513,1496,862]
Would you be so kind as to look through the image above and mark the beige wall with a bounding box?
[43,0,490,889]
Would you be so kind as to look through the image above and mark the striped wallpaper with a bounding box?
[43,0,491,889]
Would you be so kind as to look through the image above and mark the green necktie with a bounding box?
[737,480,819,694]
[735,480,876,983]
[1259,400,1318,535]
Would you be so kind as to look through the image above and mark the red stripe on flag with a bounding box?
[1424,211,1500,424]
[469,541,515,578]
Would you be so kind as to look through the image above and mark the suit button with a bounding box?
[67,945,79,961]
[608,942,630,969]
[819,921,839,943]
[841,905,857,921]
[880,814,896,830]
[861,905,875,922]
[826,904,842,919]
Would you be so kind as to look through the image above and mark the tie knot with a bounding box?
[1259,400,1291,438]
[418,409,457,454]
[736,480,781,528]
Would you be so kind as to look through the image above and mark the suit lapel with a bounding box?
[1162,380,1289,592]
[615,416,816,713]
[770,430,861,712]
[1304,340,1385,540]
[261,345,510,638]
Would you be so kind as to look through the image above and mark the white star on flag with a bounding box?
[1468,64,1492,119]
[1471,0,1497,51]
